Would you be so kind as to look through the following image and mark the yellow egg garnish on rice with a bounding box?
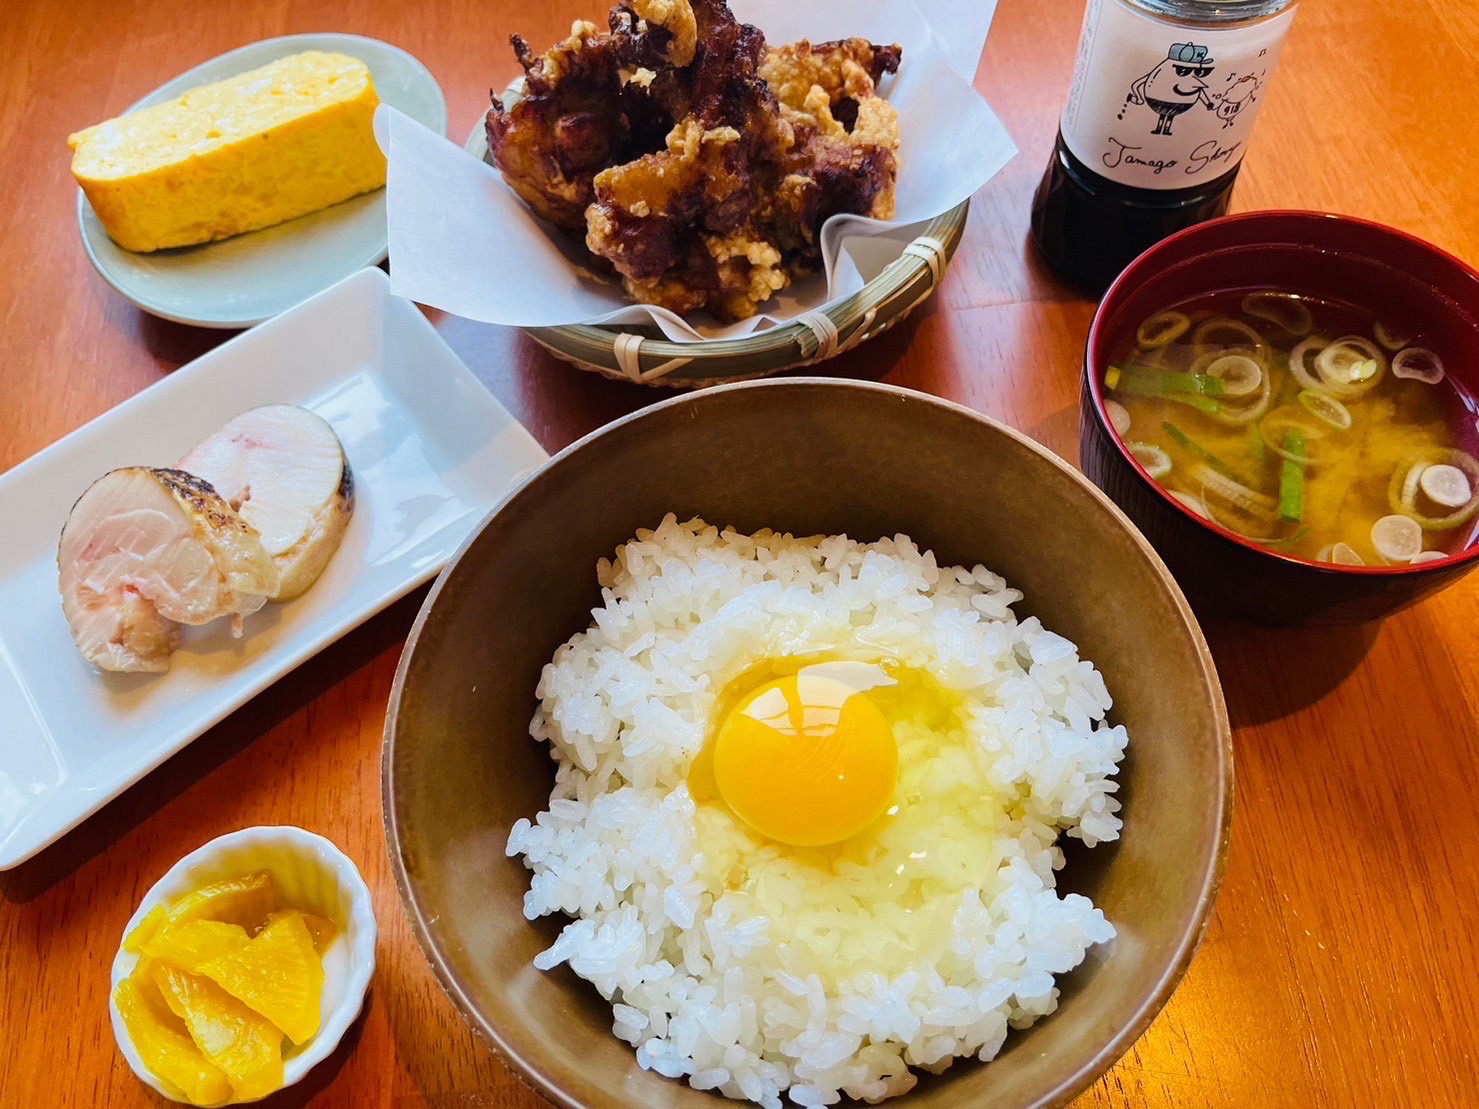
[708,661,899,847]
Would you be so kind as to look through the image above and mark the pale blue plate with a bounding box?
[75,33,447,328]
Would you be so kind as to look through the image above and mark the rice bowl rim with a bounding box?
[381,376,1234,1109]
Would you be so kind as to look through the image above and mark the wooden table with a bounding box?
[3,0,1477,1105]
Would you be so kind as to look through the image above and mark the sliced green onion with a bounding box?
[1169,491,1211,519]
[1371,514,1423,562]
[1108,367,1223,413]
[1247,425,1268,471]
[1265,441,1316,466]
[1388,449,1479,530]
[1168,394,1223,414]
[1104,398,1132,437]
[1288,337,1329,394]
[1193,462,1279,522]
[1109,364,1226,397]
[1198,491,1280,540]
[1313,336,1387,398]
[1136,311,1192,350]
[1258,414,1319,465]
[1419,463,1472,508]
[1207,364,1274,427]
[1263,525,1313,551]
[1262,406,1328,443]
[1200,468,1315,545]
[1317,543,1366,566]
[1193,317,1265,356]
[1242,292,1314,337]
[1190,348,1249,376]
[1373,320,1411,351]
[1215,523,1312,551]
[1296,390,1353,430]
[1392,347,1445,384]
[1163,421,1242,481]
[1278,430,1306,523]
[1128,442,1172,478]
[1204,354,1263,397]
[1393,460,1429,514]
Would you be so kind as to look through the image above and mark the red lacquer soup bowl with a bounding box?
[1080,211,1479,627]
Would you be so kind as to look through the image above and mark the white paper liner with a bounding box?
[381,0,1015,342]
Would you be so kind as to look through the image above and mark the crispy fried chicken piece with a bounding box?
[484,1,703,229]
[625,0,697,66]
[683,0,776,129]
[585,118,788,320]
[485,22,628,229]
[486,0,903,321]
[703,230,789,320]
[760,39,902,265]
[630,0,795,164]
[606,229,788,321]
[583,0,800,320]
[761,39,902,110]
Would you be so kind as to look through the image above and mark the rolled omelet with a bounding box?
[68,51,386,253]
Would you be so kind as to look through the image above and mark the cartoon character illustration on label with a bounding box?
[1215,73,1262,129]
[1125,43,1216,136]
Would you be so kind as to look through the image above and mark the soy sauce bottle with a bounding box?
[1031,0,1298,291]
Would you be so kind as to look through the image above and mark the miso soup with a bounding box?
[1103,291,1479,566]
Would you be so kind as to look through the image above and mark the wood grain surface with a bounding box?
[2,0,1477,1106]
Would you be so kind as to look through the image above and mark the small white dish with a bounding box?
[76,33,447,328]
[110,826,377,1103]
[0,267,547,869]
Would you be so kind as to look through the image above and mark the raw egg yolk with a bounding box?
[712,671,899,847]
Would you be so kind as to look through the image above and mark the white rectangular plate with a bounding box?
[0,268,546,868]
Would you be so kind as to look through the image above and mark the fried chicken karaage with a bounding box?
[485,0,901,322]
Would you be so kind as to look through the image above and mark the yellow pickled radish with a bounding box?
[155,964,284,1102]
[118,871,333,1102]
[199,910,323,1044]
[165,871,279,931]
[144,919,251,975]
[127,956,178,1025]
[113,976,232,1107]
[303,913,337,952]
[265,908,338,953]
[122,904,168,955]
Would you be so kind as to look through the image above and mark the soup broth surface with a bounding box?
[1105,291,1479,566]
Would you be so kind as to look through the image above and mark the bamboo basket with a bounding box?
[465,125,968,388]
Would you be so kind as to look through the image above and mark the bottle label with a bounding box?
[1061,0,1296,191]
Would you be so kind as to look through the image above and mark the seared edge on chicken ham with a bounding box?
[57,467,280,673]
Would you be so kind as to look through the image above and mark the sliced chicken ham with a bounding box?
[58,467,280,673]
[178,406,354,601]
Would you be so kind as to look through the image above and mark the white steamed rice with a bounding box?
[506,516,1126,1106]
